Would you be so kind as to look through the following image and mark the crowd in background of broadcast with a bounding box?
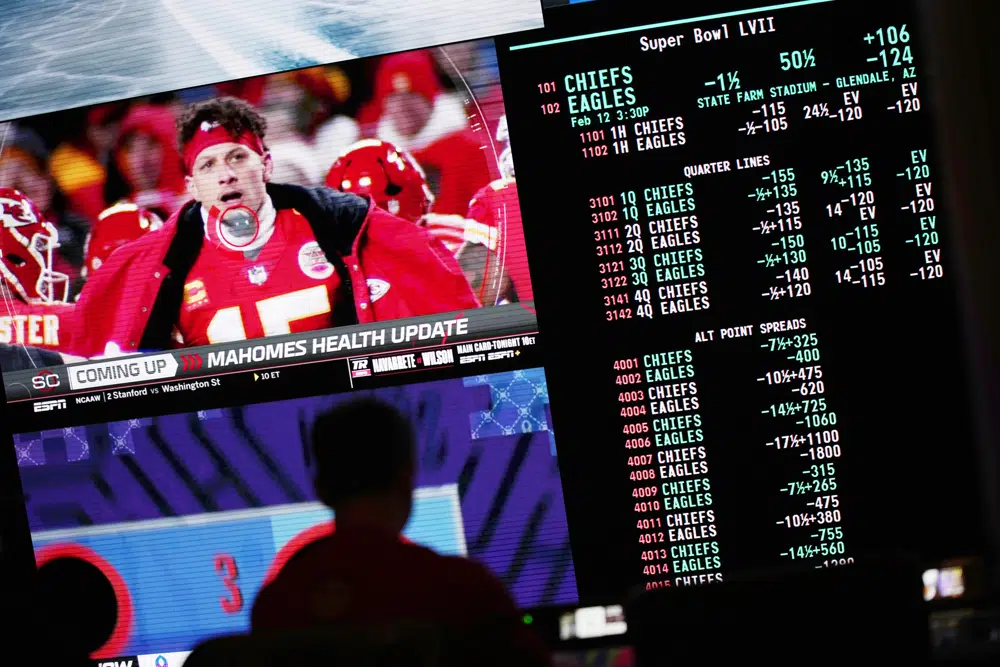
[0,40,510,305]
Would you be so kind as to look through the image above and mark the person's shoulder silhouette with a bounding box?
[251,397,551,664]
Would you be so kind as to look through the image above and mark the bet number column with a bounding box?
[619,349,724,590]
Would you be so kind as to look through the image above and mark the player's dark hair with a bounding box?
[176,96,269,153]
[311,397,415,507]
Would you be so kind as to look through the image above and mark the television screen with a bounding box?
[24,369,575,658]
[3,36,561,662]
[1,0,990,663]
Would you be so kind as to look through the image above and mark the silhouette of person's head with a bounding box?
[35,556,117,661]
[312,397,416,536]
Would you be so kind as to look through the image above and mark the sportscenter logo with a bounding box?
[33,398,66,412]
[31,369,60,393]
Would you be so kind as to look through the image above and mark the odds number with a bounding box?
[207,286,331,343]
[214,553,244,614]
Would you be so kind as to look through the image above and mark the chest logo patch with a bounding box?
[183,279,209,310]
[247,265,268,285]
[367,278,390,303]
[298,241,334,280]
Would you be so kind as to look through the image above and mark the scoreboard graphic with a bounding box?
[19,369,577,658]
[33,487,464,656]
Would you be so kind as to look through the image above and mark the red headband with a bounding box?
[183,122,265,174]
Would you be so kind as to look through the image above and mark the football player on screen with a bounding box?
[410,115,532,305]
[0,188,77,355]
[324,138,436,224]
[82,202,164,278]
[460,115,533,305]
[326,138,512,304]
[71,97,479,357]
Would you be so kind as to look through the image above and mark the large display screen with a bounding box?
[0,38,531,387]
[494,0,984,598]
[0,0,990,663]
[2,37,557,662]
[23,369,574,657]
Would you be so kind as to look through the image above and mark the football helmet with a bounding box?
[84,201,164,277]
[325,138,434,222]
[0,188,69,303]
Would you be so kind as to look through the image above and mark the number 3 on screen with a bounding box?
[214,553,244,614]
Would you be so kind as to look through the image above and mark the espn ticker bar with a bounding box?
[5,303,538,402]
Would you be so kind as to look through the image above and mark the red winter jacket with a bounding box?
[70,184,479,357]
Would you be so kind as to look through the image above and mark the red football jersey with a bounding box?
[467,178,533,303]
[176,209,344,346]
[412,130,493,217]
[0,297,75,352]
